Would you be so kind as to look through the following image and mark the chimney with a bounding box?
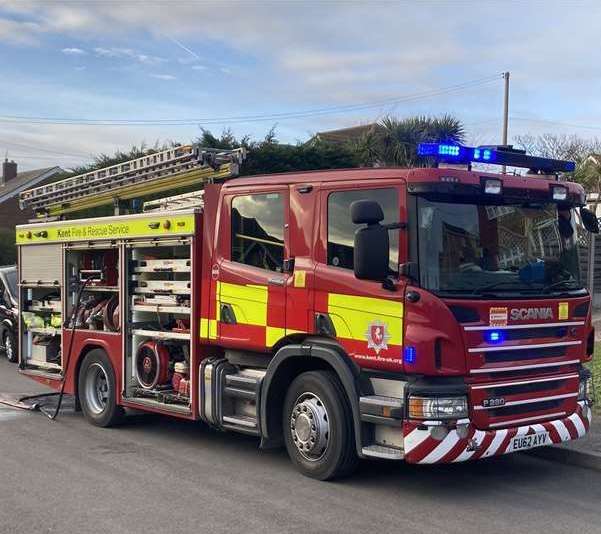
[1,158,17,187]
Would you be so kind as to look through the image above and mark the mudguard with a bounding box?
[260,340,365,455]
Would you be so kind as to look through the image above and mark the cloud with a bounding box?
[150,73,176,81]
[0,17,42,45]
[93,47,166,65]
[0,76,205,170]
[0,3,469,103]
[2,0,601,154]
[61,47,86,55]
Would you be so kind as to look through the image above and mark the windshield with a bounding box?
[1,268,17,302]
[417,198,582,296]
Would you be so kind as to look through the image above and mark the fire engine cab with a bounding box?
[15,142,598,479]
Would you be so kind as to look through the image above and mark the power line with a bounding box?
[510,117,601,132]
[0,75,500,127]
[3,152,76,161]
[0,138,91,159]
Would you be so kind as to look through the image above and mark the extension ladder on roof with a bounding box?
[143,190,205,212]
[19,144,245,218]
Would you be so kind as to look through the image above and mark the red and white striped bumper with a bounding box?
[403,401,592,464]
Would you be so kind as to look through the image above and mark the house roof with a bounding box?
[0,166,63,204]
[314,123,379,144]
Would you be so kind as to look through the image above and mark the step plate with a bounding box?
[362,444,404,460]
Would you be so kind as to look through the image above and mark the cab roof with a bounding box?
[222,166,585,197]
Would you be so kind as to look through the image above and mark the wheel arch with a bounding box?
[260,339,365,455]
[0,318,14,339]
[0,319,16,361]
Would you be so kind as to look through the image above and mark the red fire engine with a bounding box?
[15,142,597,479]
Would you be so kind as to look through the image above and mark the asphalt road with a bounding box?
[1,358,600,534]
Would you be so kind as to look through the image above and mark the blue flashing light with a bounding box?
[404,346,416,364]
[417,143,460,158]
[438,144,460,156]
[416,142,575,173]
[474,148,493,161]
[485,330,504,344]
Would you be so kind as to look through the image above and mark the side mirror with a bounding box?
[580,207,599,234]
[351,200,389,281]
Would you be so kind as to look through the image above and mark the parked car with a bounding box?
[0,265,18,363]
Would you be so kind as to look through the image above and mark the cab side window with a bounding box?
[231,193,285,272]
[327,188,399,272]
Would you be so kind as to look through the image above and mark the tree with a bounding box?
[196,127,359,175]
[514,133,601,191]
[69,142,168,175]
[349,114,465,167]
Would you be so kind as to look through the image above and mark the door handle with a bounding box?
[268,277,285,286]
[315,313,336,337]
[220,303,237,324]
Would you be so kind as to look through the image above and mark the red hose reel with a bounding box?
[135,341,171,389]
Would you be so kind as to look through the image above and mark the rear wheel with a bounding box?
[78,349,124,427]
[3,330,17,363]
[283,371,358,480]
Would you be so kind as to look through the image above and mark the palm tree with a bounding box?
[575,156,601,193]
[350,114,465,167]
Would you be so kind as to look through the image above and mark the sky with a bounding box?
[1,0,601,171]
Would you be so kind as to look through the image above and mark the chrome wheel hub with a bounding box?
[85,363,109,415]
[290,392,330,461]
[5,336,13,360]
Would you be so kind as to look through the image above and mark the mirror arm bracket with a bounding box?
[381,275,397,292]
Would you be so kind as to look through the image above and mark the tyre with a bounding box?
[283,371,358,480]
[78,349,124,427]
[3,330,17,363]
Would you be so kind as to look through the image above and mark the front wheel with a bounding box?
[78,349,124,427]
[283,371,358,480]
[3,330,17,363]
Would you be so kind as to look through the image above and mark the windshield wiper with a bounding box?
[470,280,527,295]
[541,279,581,293]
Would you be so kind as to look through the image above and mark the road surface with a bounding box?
[0,358,599,534]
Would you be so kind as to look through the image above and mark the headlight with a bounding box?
[578,376,593,401]
[408,396,469,420]
[551,185,568,201]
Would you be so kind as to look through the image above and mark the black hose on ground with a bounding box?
[43,277,91,420]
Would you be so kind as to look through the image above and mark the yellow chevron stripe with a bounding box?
[328,292,403,345]
[219,281,268,326]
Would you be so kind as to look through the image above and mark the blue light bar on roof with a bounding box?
[418,143,462,157]
[417,142,576,173]
[473,148,492,161]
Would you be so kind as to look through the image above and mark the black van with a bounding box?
[0,265,18,363]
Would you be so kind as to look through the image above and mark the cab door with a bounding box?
[214,188,289,352]
[313,181,407,373]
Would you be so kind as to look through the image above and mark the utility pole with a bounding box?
[501,71,510,174]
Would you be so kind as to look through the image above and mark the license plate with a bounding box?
[508,431,550,452]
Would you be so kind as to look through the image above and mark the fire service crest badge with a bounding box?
[366,321,390,355]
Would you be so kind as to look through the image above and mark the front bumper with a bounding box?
[403,401,592,464]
